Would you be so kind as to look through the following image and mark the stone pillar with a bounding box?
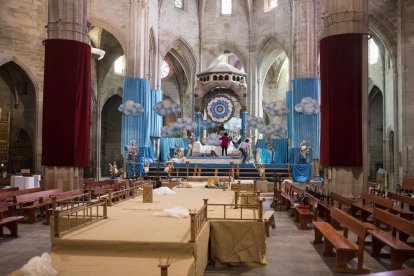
[127,0,149,79]
[320,0,369,198]
[96,97,102,181]
[43,0,89,191]
[399,1,414,178]
[291,0,317,78]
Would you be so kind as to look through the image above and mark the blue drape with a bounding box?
[288,148,313,164]
[194,112,201,141]
[150,89,163,138]
[259,149,272,164]
[241,112,247,141]
[273,138,288,163]
[291,164,312,183]
[286,90,293,139]
[121,78,151,154]
[291,78,320,159]
[160,138,189,161]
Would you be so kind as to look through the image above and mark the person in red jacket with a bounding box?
[219,132,231,156]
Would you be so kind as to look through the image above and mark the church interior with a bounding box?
[1,0,414,275]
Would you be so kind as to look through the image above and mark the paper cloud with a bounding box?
[294,97,320,115]
[118,100,144,116]
[263,100,290,116]
[153,99,182,116]
[259,123,288,138]
[224,117,242,130]
[245,115,265,130]
[201,120,220,130]
[202,133,221,146]
[161,117,197,137]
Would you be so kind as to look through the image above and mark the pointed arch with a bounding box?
[88,17,126,55]
[160,36,197,83]
[256,33,289,82]
[207,40,248,70]
[0,57,39,101]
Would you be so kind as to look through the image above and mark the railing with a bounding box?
[189,198,264,242]
[51,194,107,238]
[107,182,144,206]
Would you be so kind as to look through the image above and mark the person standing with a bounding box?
[239,139,250,163]
[219,132,231,156]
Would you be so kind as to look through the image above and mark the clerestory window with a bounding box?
[221,0,232,15]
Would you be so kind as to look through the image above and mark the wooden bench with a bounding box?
[263,210,276,237]
[367,208,414,270]
[280,182,304,211]
[15,188,62,223]
[313,207,370,273]
[294,193,319,230]
[351,192,394,222]
[0,201,24,237]
[400,178,414,195]
[387,191,414,217]
[0,187,41,203]
[318,192,354,227]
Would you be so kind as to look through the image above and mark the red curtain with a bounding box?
[42,39,91,167]
[320,34,363,167]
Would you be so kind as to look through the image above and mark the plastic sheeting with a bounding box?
[121,78,152,153]
[289,78,320,159]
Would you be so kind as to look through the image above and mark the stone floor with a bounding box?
[0,199,411,276]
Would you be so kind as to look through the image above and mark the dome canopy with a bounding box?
[197,62,246,76]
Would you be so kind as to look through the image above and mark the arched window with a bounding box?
[114,55,126,75]
[369,38,379,65]
[265,0,278,12]
[174,0,183,9]
[221,0,232,15]
[161,60,170,79]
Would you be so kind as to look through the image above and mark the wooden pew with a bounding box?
[359,268,414,276]
[15,188,62,223]
[0,187,41,203]
[313,207,370,273]
[387,191,414,216]
[368,208,414,270]
[351,192,394,222]
[281,182,304,211]
[401,178,414,195]
[294,193,319,230]
[0,187,18,193]
[0,201,24,237]
[317,192,354,226]
[43,189,86,224]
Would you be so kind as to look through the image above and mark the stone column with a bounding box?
[127,0,149,79]
[291,0,317,79]
[43,0,89,191]
[320,0,369,198]
[399,1,414,178]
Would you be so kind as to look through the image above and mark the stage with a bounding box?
[40,186,266,276]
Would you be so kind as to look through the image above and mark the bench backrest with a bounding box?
[290,185,304,197]
[331,207,367,240]
[361,192,393,209]
[402,178,414,190]
[330,192,353,210]
[387,191,414,209]
[56,189,85,198]
[0,187,19,193]
[84,179,114,189]
[0,187,42,202]
[373,207,414,237]
[0,201,9,217]
[15,188,62,204]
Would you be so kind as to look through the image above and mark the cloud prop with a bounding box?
[161,117,197,137]
[259,123,288,139]
[202,133,221,146]
[201,120,220,130]
[294,97,320,115]
[263,100,290,116]
[153,99,182,116]
[224,117,242,130]
[245,115,265,130]
[118,100,144,116]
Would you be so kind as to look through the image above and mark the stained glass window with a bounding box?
[161,60,170,79]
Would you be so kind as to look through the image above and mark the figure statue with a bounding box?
[299,139,310,164]
[109,161,119,178]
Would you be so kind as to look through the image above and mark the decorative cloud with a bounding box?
[153,99,182,116]
[201,120,220,130]
[161,117,197,137]
[294,97,320,115]
[224,117,242,130]
[245,115,265,130]
[259,123,288,139]
[118,100,144,116]
[202,133,221,146]
[263,100,290,116]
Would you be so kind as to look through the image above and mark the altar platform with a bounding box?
[43,187,265,276]
[184,156,242,164]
